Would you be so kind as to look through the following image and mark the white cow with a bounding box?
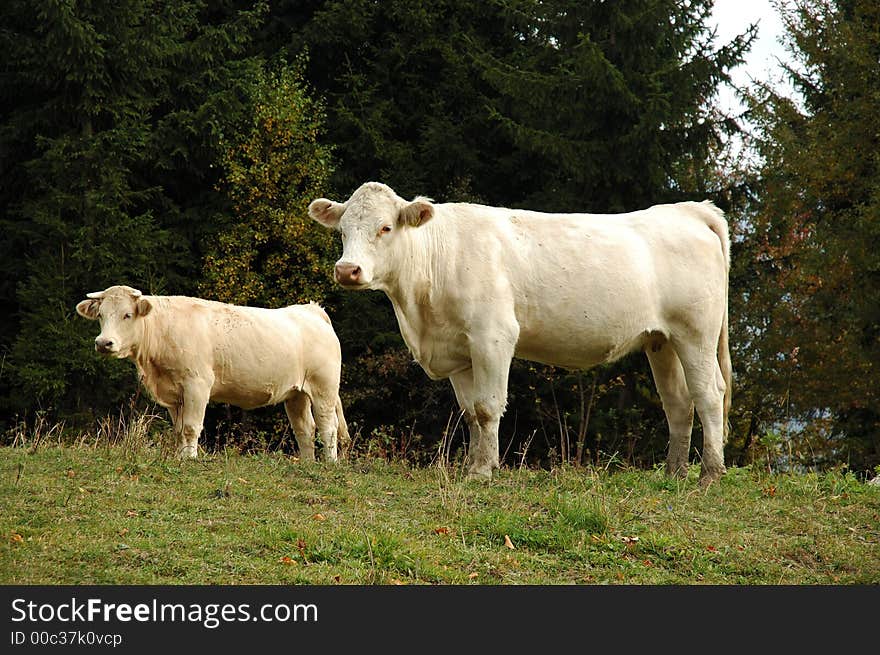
[76,285,349,461]
[309,182,731,484]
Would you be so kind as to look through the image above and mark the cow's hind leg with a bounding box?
[285,392,316,462]
[671,337,728,485]
[646,339,695,479]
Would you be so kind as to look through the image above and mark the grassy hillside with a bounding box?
[1,441,878,584]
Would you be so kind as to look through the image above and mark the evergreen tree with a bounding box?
[744,0,880,472]
[0,0,265,423]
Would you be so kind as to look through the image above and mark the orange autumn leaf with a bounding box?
[311,513,326,521]
[279,556,295,565]
[10,533,24,544]
[433,527,449,535]
[503,534,515,550]
[467,572,478,580]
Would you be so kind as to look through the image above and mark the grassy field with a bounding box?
[1,440,878,585]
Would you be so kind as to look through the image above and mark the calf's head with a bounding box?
[75,285,152,358]
[309,182,434,290]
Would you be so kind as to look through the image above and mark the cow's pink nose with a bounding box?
[335,263,362,286]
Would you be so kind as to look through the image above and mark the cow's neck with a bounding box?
[381,223,448,367]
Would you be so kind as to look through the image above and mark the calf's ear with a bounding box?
[399,197,434,227]
[308,198,346,228]
[76,299,101,320]
[136,297,153,318]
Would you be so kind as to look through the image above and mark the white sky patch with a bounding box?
[711,0,793,114]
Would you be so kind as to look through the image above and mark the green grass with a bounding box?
[1,444,878,584]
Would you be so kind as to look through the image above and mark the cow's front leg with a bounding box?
[450,332,516,480]
[173,383,211,459]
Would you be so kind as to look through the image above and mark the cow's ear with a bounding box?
[136,297,153,318]
[308,198,345,228]
[399,197,434,227]
[76,299,101,320]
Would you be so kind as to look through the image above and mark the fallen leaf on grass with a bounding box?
[296,539,308,563]
[622,536,639,544]
[66,469,75,478]
[279,556,296,565]
[390,579,405,585]
[706,545,717,552]
[118,528,129,537]
[125,510,138,518]
[333,575,341,583]
[503,534,515,550]
[468,572,478,580]
[433,527,450,535]
[311,513,326,521]
[237,477,249,484]
[10,533,24,544]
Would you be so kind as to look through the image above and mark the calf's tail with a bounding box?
[336,397,351,457]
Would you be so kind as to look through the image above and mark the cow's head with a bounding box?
[75,285,153,358]
[309,182,434,290]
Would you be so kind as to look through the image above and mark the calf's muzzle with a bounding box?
[95,336,115,354]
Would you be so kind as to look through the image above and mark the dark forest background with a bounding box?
[2,0,878,475]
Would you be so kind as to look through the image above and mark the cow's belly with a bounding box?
[514,297,660,371]
[515,329,649,370]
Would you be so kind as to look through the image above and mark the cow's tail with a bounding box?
[335,396,351,457]
[700,200,732,442]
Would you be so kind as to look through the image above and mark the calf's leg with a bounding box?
[174,384,210,458]
[285,392,316,462]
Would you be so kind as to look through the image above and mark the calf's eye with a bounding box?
[380,225,392,235]
[124,313,133,320]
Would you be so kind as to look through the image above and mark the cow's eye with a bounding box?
[123,313,133,320]
[380,225,392,235]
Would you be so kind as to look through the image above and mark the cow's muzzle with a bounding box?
[334,262,363,287]
[95,336,117,354]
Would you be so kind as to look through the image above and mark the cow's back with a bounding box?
[420,202,727,371]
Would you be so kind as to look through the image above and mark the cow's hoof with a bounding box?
[466,466,493,481]
[698,466,727,487]
[665,463,689,479]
